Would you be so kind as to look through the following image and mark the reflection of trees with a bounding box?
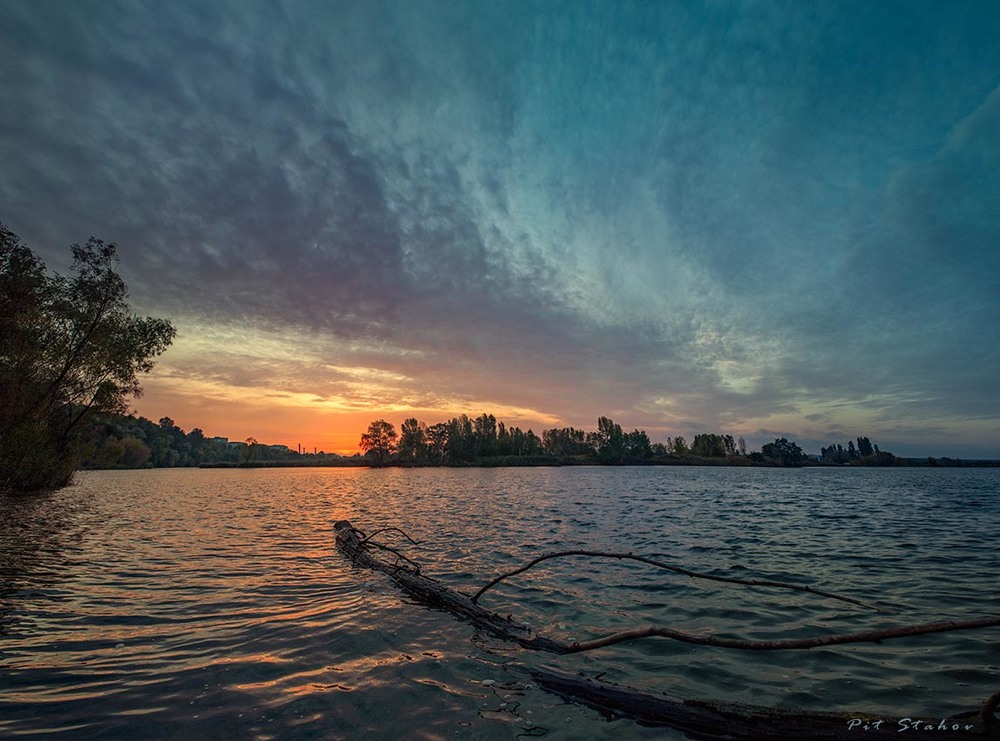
[0,491,87,636]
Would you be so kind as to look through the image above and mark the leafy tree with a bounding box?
[0,224,175,492]
[472,413,498,457]
[359,419,397,464]
[625,429,652,459]
[590,416,626,463]
[242,437,259,464]
[541,426,591,457]
[761,437,806,467]
[665,436,689,455]
[445,415,474,462]
[397,417,427,462]
[119,436,151,467]
[424,422,449,464]
[822,436,895,466]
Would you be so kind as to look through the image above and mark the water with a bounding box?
[1,466,998,739]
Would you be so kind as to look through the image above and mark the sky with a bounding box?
[2,1,999,457]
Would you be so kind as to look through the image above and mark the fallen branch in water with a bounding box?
[564,614,1000,653]
[530,668,999,741]
[360,526,419,545]
[333,519,1000,739]
[472,549,891,613]
[334,520,565,653]
[335,520,1000,654]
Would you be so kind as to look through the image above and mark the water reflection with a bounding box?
[0,489,95,638]
[1,466,998,740]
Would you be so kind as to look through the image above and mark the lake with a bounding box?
[1,466,998,739]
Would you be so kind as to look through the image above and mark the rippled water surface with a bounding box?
[2,466,999,739]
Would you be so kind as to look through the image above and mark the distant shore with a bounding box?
[196,456,1000,470]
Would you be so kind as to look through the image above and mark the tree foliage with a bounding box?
[359,419,397,464]
[761,437,806,467]
[1,224,175,492]
[351,413,768,467]
[821,436,896,466]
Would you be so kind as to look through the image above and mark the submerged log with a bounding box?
[530,669,997,741]
[333,520,999,740]
[334,520,564,653]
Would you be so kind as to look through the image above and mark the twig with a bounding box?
[471,550,889,613]
[564,615,1000,653]
[364,540,422,573]
[361,526,419,545]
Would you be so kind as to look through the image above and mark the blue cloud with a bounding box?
[2,0,999,454]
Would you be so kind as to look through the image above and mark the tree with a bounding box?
[472,413,498,457]
[424,422,449,465]
[761,437,806,467]
[397,417,427,462]
[242,437,259,464]
[591,416,626,463]
[1,224,175,492]
[445,415,474,462]
[625,429,652,460]
[359,419,397,464]
[692,433,733,458]
[665,436,689,456]
[541,427,591,457]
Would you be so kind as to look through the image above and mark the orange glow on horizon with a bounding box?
[134,361,570,455]
[134,385,565,456]
[135,390,377,454]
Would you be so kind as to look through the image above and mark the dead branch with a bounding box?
[361,526,419,545]
[530,668,997,740]
[472,549,890,613]
[564,615,1000,653]
[333,519,1000,740]
[334,521,565,652]
[363,539,423,572]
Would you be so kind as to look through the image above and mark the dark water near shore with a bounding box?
[1,466,998,739]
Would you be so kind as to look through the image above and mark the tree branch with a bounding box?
[472,550,890,613]
[564,615,1000,653]
[361,527,419,545]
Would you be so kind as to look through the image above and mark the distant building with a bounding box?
[209,436,229,444]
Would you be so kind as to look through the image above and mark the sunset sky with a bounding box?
[2,1,999,457]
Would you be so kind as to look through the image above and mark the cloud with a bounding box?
[2,0,999,455]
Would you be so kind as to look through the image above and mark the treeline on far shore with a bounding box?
[79,414,358,470]
[354,414,993,468]
[76,411,997,472]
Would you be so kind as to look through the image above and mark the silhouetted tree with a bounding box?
[359,419,397,464]
[445,415,474,462]
[1,224,175,492]
[397,417,427,462]
[591,416,626,463]
[665,436,689,455]
[542,426,592,457]
[625,429,652,459]
[425,422,449,464]
[473,413,498,457]
[242,437,259,464]
[761,437,806,467]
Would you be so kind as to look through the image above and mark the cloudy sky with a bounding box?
[2,1,999,456]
